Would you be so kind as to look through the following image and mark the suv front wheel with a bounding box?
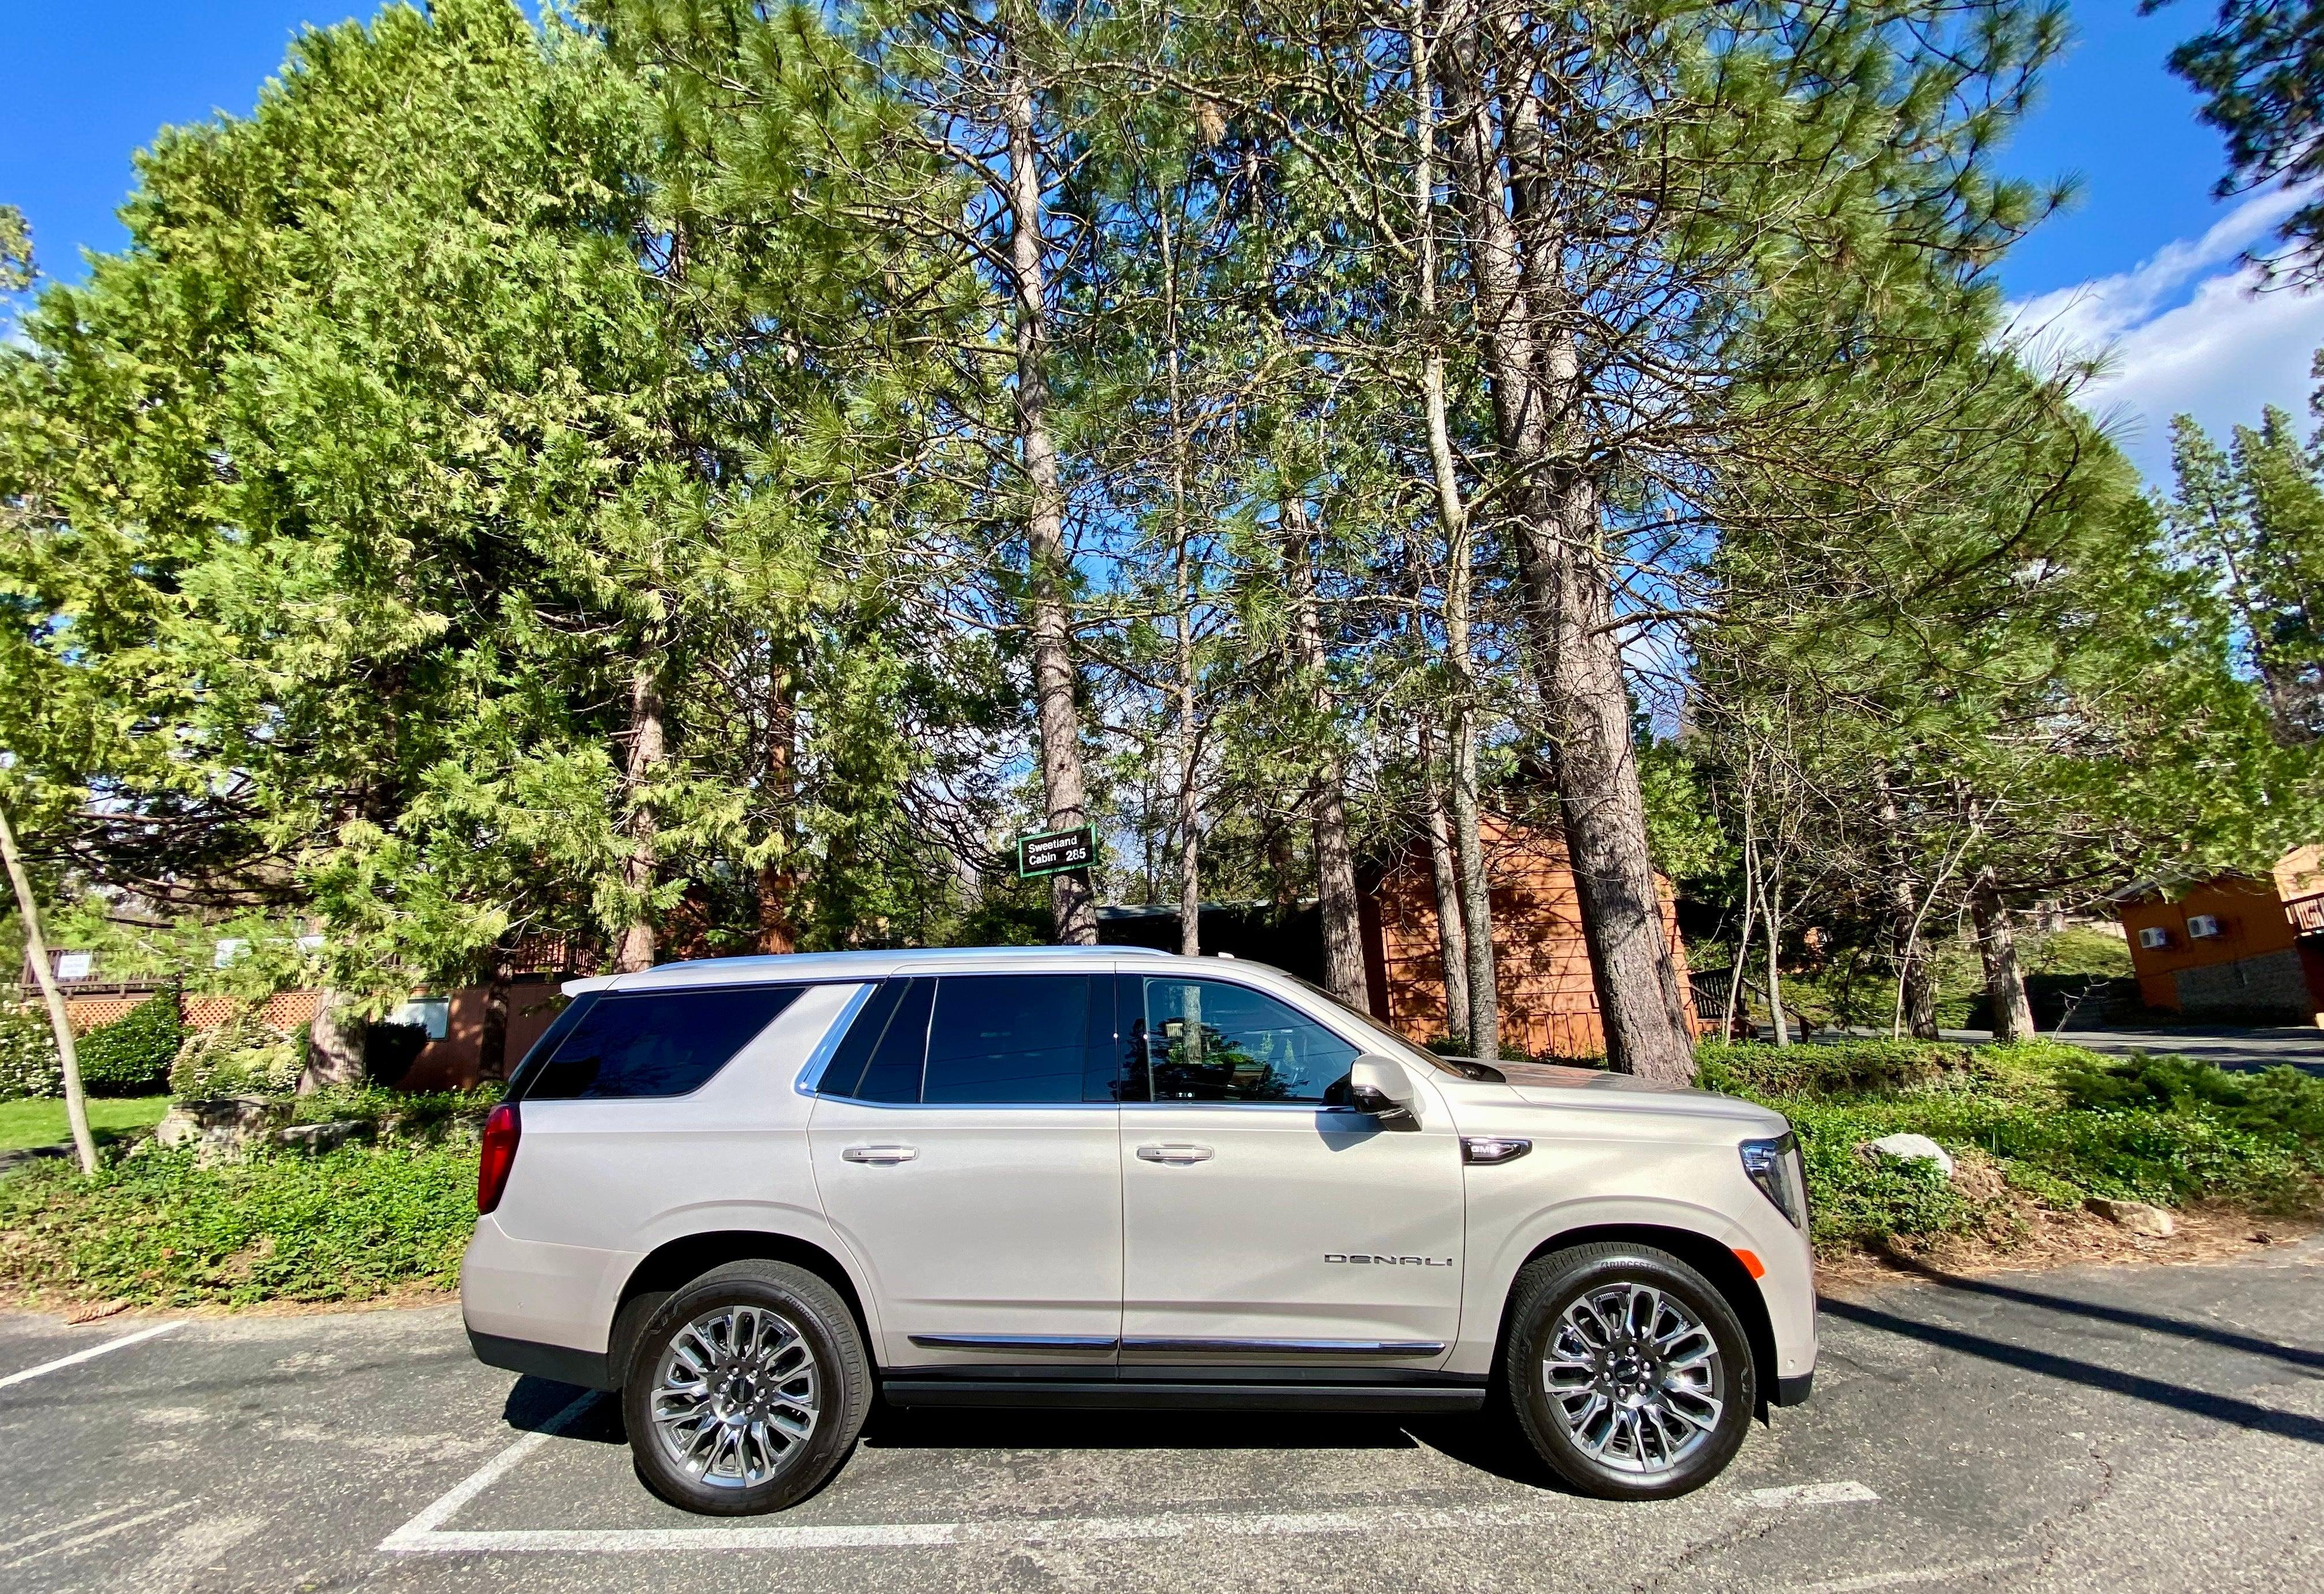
[1503,1243,1755,1500]
[622,1259,871,1515]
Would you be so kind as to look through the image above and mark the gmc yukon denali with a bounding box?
[461,946,1816,1514]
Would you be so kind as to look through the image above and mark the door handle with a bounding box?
[1137,1143,1215,1165]
[842,1144,919,1165]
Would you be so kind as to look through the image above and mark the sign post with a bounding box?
[1016,825,1096,879]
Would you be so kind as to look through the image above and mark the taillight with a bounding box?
[478,1102,521,1214]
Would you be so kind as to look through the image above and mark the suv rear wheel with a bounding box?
[1502,1243,1755,1500]
[622,1259,870,1515]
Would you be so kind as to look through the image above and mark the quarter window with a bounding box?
[1125,978,1359,1103]
[519,985,803,1100]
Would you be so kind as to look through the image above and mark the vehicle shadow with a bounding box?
[860,1404,1564,1490]
[502,1376,624,1443]
[497,1380,1568,1490]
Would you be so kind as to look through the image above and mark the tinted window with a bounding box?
[521,985,803,1100]
[818,978,932,1102]
[1125,978,1359,1103]
[923,975,1093,1104]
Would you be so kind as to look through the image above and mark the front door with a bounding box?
[1114,974,1467,1365]
[808,972,1122,1369]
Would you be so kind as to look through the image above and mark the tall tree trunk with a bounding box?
[616,653,667,973]
[1722,802,1759,1043]
[1419,720,1472,1046]
[301,988,365,1094]
[1875,772,1940,1039]
[1174,572,1201,958]
[1412,1,1500,1060]
[1441,32,1690,1079]
[1971,869,2035,1042]
[1268,823,1298,921]
[0,799,96,1174]
[478,939,515,1082]
[1761,868,1790,1049]
[1003,56,1096,945]
[755,660,799,955]
[1161,191,1201,959]
[1284,499,1367,1007]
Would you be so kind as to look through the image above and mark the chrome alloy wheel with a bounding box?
[1541,1282,1724,1476]
[649,1304,821,1490]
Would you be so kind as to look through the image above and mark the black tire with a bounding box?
[622,1260,870,1516]
[1502,1243,1755,1501]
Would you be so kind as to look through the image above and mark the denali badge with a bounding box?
[1325,1254,1453,1266]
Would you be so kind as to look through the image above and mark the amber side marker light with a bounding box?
[1733,1248,1766,1279]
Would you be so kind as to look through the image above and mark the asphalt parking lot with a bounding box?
[3,1241,2322,1593]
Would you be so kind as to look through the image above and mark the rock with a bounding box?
[159,1097,290,1163]
[2086,1197,2175,1237]
[277,1120,370,1154]
[1859,1133,1955,1179]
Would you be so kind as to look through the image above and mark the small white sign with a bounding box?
[54,952,93,981]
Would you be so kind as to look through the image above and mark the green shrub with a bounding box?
[0,1004,59,1100]
[76,994,184,1097]
[0,1139,478,1306]
[1695,1038,1981,1099]
[1699,1039,2324,1250]
[170,1010,302,1098]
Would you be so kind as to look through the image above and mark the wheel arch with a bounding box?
[1504,1223,1777,1413]
[610,1230,878,1386]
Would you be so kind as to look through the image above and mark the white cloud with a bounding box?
[2004,189,2324,483]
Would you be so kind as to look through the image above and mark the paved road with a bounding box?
[3,1241,2322,1592]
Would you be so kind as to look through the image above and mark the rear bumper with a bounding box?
[468,1329,616,1393]
[1774,1370,1813,1407]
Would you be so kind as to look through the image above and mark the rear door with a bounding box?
[1114,974,1467,1365]
[808,972,1123,1368]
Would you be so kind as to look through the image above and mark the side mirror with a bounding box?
[1345,1056,1418,1129]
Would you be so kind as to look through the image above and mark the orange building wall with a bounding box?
[2118,845,2324,1024]
[1360,814,1695,1060]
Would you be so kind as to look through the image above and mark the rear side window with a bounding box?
[519,985,804,1100]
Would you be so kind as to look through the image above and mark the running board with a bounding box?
[880,1380,1485,1414]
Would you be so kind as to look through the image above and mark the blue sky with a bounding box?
[3,0,2317,482]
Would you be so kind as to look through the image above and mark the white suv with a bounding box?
[462,946,1815,1513]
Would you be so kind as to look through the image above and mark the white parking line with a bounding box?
[378,1390,599,1550]
[381,1400,1884,1556]
[0,1322,182,1390]
[1748,1481,1880,1508]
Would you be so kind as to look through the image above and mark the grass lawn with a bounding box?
[0,1096,171,1154]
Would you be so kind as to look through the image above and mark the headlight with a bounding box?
[1740,1132,1808,1230]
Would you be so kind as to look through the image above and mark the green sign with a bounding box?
[1017,825,1096,878]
